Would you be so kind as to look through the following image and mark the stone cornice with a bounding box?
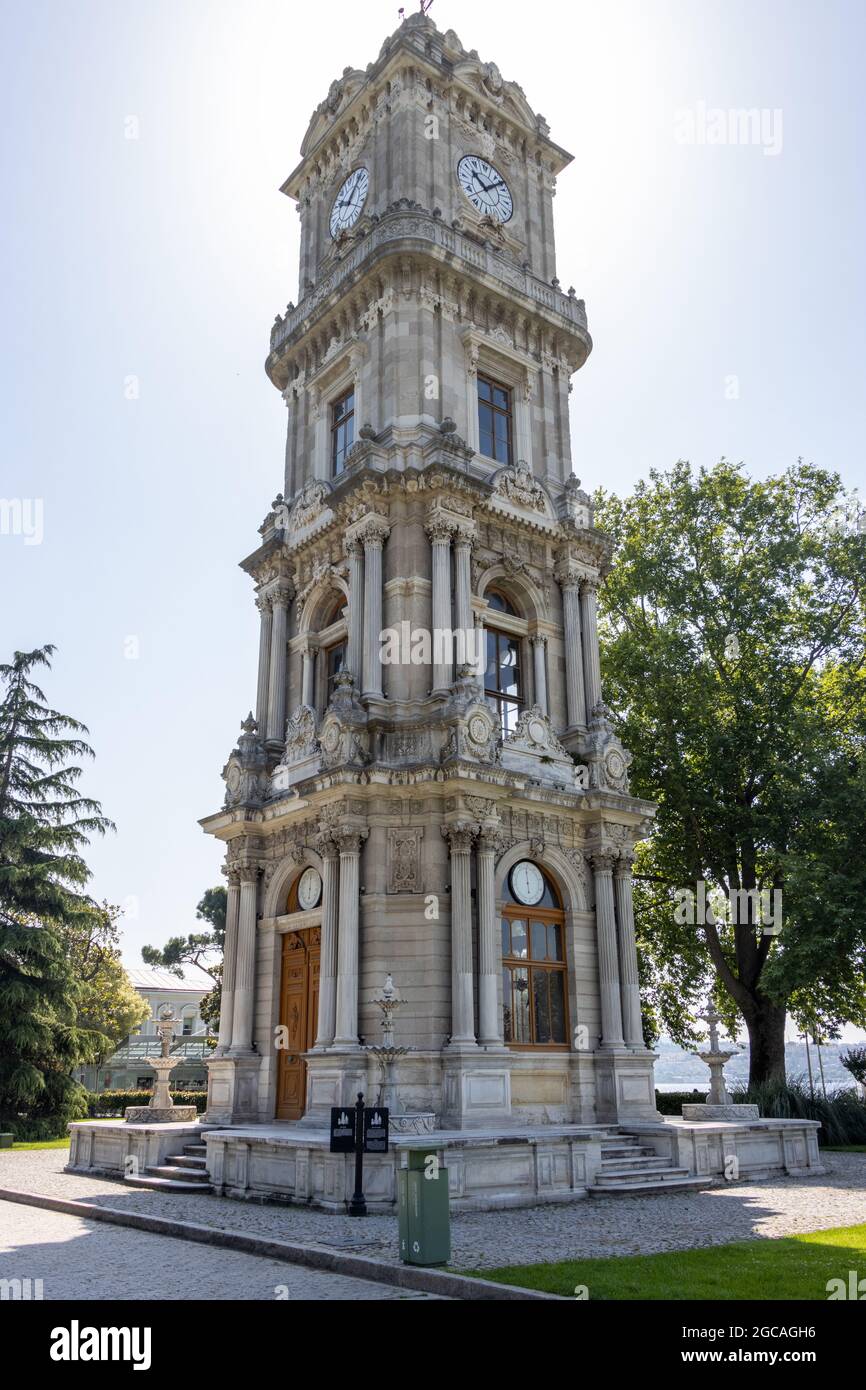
[267,206,589,376]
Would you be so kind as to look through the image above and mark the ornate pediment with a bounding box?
[500,705,584,791]
[300,68,368,157]
[489,459,555,520]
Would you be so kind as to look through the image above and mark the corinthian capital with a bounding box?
[589,849,617,875]
[441,820,479,854]
[426,516,454,545]
[334,826,368,856]
[354,515,390,550]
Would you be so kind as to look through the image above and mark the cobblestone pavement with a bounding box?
[1,1148,864,1271]
[0,1200,438,1300]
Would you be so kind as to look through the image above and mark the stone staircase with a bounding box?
[588,1132,714,1196]
[124,1143,213,1194]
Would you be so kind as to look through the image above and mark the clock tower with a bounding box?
[202,11,659,1161]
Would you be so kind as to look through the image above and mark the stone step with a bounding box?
[593,1165,692,1185]
[183,1144,207,1156]
[124,1175,213,1193]
[589,1175,716,1196]
[168,1154,208,1170]
[600,1156,673,1172]
[600,1145,656,1158]
[144,1164,212,1183]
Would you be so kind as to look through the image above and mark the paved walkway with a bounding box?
[1,1148,864,1271]
[0,1199,437,1301]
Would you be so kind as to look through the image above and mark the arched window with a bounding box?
[501,864,568,1048]
[485,587,524,734]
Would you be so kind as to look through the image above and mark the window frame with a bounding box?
[500,870,569,1051]
[476,372,514,465]
[330,387,356,476]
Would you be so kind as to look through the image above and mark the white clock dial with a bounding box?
[329,167,369,237]
[297,867,322,911]
[510,861,545,906]
[457,155,513,223]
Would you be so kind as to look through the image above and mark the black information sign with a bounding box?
[363,1106,389,1154]
[329,1106,356,1154]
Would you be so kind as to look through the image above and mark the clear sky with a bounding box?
[2,1,864,1007]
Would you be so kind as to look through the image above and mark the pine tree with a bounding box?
[0,645,114,1136]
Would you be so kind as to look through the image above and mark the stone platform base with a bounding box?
[681,1103,760,1122]
[67,1119,212,1180]
[624,1116,824,1183]
[124,1106,198,1124]
[66,1113,826,1212]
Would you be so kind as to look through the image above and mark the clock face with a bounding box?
[297,867,322,911]
[510,860,545,906]
[329,167,369,237]
[457,155,513,223]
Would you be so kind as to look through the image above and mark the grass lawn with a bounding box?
[6,1138,71,1151]
[467,1224,866,1300]
[823,1145,866,1153]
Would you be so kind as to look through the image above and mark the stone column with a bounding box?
[254,593,273,738]
[556,564,586,729]
[443,822,478,1047]
[300,640,315,709]
[332,828,367,1047]
[476,829,503,1046]
[266,584,291,745]
[360,519,389,700]
[428,519,453,695]
[216,868,240,1054]
[314,836,339,1048]
[580,576,602,716]
[344,537,364,687]
[614,853,644,1047]
[531,634,548,715]
[230,865,260,1054]
[591,851,625,1048]
[453,526,474,672]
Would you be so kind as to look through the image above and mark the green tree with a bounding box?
[142,885,227,1034]
[0,646,114,1131]
[595,461,866,1083]
[64,902,149,1058]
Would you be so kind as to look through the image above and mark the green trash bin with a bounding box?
[397,1147,450,1266]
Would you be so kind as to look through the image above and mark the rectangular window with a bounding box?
[502,911,568,1047]
[331,388,355,475]
[477,373,512,464]
[485,628,523,734]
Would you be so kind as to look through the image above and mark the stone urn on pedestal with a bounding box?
[124,1006,198,1123]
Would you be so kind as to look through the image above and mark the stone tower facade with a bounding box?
[203,13,658,1132]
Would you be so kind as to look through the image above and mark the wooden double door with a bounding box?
[275,929,320,1121]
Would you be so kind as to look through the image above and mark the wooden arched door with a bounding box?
[275,929,320,1120]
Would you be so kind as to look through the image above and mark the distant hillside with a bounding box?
[654,1039,862,1091]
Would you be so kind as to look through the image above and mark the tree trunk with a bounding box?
[742,997,787,1086]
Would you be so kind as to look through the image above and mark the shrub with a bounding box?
[841,1047,866,1088]
[655,1089,708,1115]
[86,1089,207,1117]
[730,1076,866,1147]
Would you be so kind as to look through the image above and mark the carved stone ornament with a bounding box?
[221,713,269,809]
[387,827,423,893]
[283,705,319,761]
[442,700,500,767]
[491,458,548,515]
[288,479,331,533]
[577,700,634,794]
[500,705,584,792]
[318,709,370,770]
